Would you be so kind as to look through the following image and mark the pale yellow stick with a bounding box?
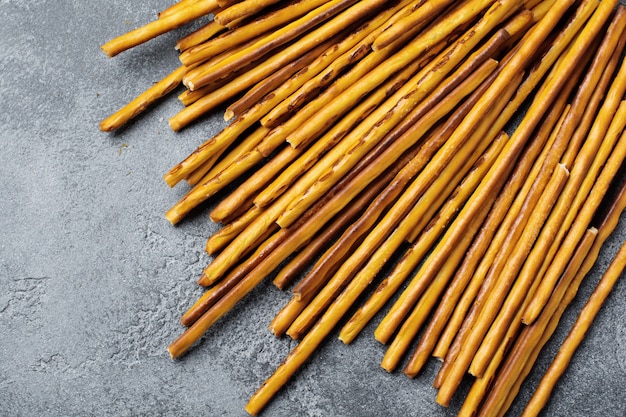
[101,0,219,57]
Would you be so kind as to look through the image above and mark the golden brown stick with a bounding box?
[175,20,226,52]
[101,0,219,57]
[182,0,363,89]
[278,1,519,229]
[100,65,187,132]
[159,0,206,18]
[458,228,597,417]
[339,90,515,345]
[224,36,339,120]
[179,0,330,66]
[283,0,500,151]
[377,133,508,372]
[431,0,603,368]
[372,0,457,51]
[206,205,264,255]
[258,0,420,129]
[164,2,409,188]
[286,61,502,339]
[523,105,626,324]
[271,164,393,291]
[434,1,612,404]
[181,224,284,326]
[460,163,570,379]
[479,178,626,417]
[429,103,569,367]
[522,229,626,417]
[211,48,432,223]
[214,0,281,25]
[373,0,586,347]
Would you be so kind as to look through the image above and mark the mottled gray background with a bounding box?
[0,1,624,416]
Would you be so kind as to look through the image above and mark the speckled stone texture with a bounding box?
[0,1,624,416]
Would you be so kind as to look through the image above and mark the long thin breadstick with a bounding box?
[101,0,219,57]
[175,19,226,52]
[214,0,281,25]
[100,65,188,132]
[159,0,207,19]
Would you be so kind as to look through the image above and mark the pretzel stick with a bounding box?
[179,0,331,66]
[458,228,597,417]
[100,65,188,132]
[522,226,626,417]
[372,0,457,51]
[205,205,264,255]
[214,0,281,25]
[159,0,206,19]
[101,0,219,57]
[182,0,364,89]
[164,0,414,187]
[283,0,500,151]
[408,102,569,375]
[433,2,609,404]
[210,52,428,223]
[372,0,584,347]
[224,35,339,120]
[278,2,519,230]
[523,43,626,325]
[339,79,517,345]
[481,210,624,416]
[457,163,570,378]
[181,224,283,326]
[377,133,509,372]
[431,0,601,372]
[175,20,226,52]
[259,0,421,130]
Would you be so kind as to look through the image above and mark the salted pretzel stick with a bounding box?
[164,1,413,187]
[101,0,219,57]
[372,0,457,51]
[522,228,626,417]
[179,0,330,66]
[100,65,187,132]
[434,2,612,404]
[214,0,280,25]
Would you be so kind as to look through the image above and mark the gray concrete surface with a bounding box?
[0,1,624,416]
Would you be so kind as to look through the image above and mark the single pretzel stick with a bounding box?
[100,65,188,132]
[175,19,226,52]
[101,0,219,57]
[214,0,281,25]
[159,0,206,19]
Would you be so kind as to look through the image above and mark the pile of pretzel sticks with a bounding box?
[100,0,626,415]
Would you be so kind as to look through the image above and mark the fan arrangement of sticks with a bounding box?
[100,0,626,415]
